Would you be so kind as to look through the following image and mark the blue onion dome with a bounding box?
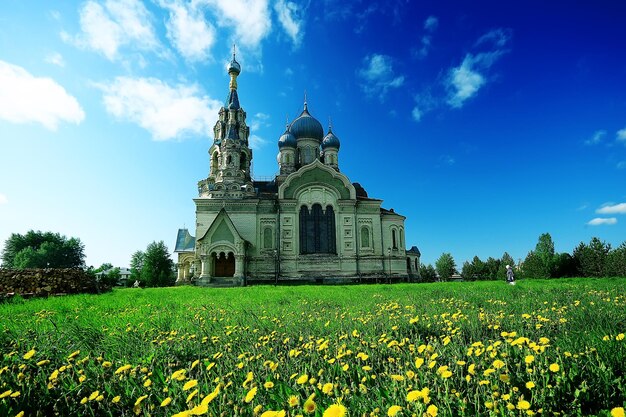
[278,126,297,149]
[290,103,324,142]
[227,54,241,75]
[321,126,340,150]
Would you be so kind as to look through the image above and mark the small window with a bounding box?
[360,226,370,248]
[263,227,273,249]
[392,229,397,249]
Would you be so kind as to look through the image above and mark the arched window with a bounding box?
[392,229,397,249]
[299,204,336,254]
[360,226,370,248]
[226,155,232,165]
[400,229,404,249]
[211,152,219,174]
[240,153,247,170]
[263,227,273,249]
[407,257,411,271]
[415,258,419,270]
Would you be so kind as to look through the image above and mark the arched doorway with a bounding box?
[214,252,235,277]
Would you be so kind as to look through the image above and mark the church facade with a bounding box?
[174,54,420,286]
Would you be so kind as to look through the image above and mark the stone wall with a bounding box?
[0,268,107,298]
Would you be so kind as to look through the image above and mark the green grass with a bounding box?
[1,278,625,416]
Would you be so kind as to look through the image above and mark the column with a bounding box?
[234,255,244,286]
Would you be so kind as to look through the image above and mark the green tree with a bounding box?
[129,250,145,285]
[521,250,543,278]
[419,264,437,282]
[606,242,626,277]
[140,241,175,287]
[1,230,85,269]
[484,257,500,280]
[553,253,576,278]
[462,256,487,281]
[574,237,610,277]
[535,233,555,277]
[435,253,456,281]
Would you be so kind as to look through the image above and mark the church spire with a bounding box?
[227,44,241,91]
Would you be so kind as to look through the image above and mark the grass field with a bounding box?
[1,278,625,417]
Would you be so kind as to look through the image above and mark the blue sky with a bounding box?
[1,0,625,269]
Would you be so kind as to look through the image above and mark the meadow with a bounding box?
[1,278,625,417]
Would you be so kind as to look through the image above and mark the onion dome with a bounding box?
[278,126,297,149]
[227,54,241,76]
[290,102,324,142]
[321,125,340,150]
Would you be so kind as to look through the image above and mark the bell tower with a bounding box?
[199,49,255,199]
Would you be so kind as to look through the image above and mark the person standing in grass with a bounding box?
[506,265,516,285]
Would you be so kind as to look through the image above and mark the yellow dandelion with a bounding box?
[525,355,534,364]
[323,403,347,417]
[549,363,560,373]
[102,361,112,368]
[96,395,104,402]
[36,359,50,366]
[245,386,258,403]
[186,389,198,403]
[189,403,208,414]
[134,395,148,406]
[89,391,100,401]
[296,374,309,385]
[617,334,625,341]
[492,359,505,369]
[254,405,263,415]
[80,397,88,405]
[115,365,132,375]
[68,350,80,359]
[23,349,35,360]
[264,381,275,389]
[288,395,300,407]
[15,412,24,417]
[526,381,535,389]
[441,370,452,379]
[426,404,438,417]
[112,396,121,403]
[0,390,12,399]
[323,382,334,394]
[611,408,625,417]
[517,400,531,410]
[500,374,510,383]
[388,405,402,416]
[391,374,405,381]
[415,357,424,369]
[183,379,198,391]
[303,398,316,414]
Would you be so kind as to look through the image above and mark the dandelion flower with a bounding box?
[160,397,172,407]
[549,363,560,373]
[296,374,309,385]
[617,334,625,341]
[183,379,198,391]
[23,349,35,360]
[387,405,402,416]
[525,355,534,364]
[112,396,121,403]
[303,398,316,414]
[526,381,535,389]
[323,382,334,394]
[134,395,148,406]
[89,391,100,401]
[611,408,625,417]
[264,381,275,389]
[426,404,438,416]
[288,395,300,407]
[323,403,347,417]
[115,365,132,375]
[245,386,258,403]
[517,400,531,410]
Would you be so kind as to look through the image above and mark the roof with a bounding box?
[407,246,421,256]
[174,229,196,252]
[226,89,240,110]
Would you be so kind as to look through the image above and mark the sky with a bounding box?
[1,0,626,269]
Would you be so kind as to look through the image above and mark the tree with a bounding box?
[553,253,576,278]
[1,230,85,269]
[535,233,555,277]
[129,250,145,285]
[606,242,626,277]
[140,241,175,287]
[435,253,456,281]
[484,257,501,280]
[419,264,437,282]
[574,237,610,277]
[462,256,487,281]
[521,250,543,278]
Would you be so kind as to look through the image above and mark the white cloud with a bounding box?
[161,1,215,61]
[45,52,66,67]
[617,127,626,142]
[617,161,626,170]
[446,28,510,108]
[201,0,271,50]
[587,217,617,226]
[411,106,422,122]
[0,60,85,130]
[99,76,222,140]
[0,193,7,205]
[68,0,159,61]
[358,54,405,99]
[249,134,267,150]
[424,15,438,32]
[274,0,305,48]
[585,129,606,145]
[596,202,626,214]
[250,112,270,131]
[447,56,485,108]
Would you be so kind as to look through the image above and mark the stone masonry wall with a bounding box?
[0,268,106,298]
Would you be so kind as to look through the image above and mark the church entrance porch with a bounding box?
[214,252,235,277]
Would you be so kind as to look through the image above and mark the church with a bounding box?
[174,54,420,286]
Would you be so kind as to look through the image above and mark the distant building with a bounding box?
[174,53,420,286]
[95,267,131,286]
